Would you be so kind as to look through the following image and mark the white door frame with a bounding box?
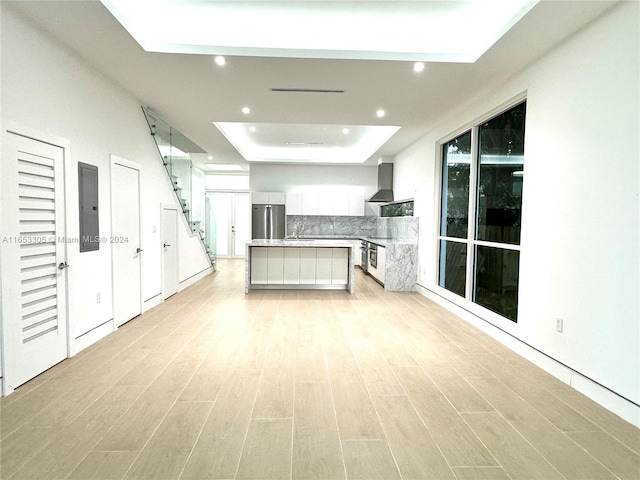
[110,155,143,326]
[0,122,71,396]
[160,203,179,300]
[207,191,250,258]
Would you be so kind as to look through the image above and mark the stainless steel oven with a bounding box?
[360,240,369,272]
[369,243,377,269]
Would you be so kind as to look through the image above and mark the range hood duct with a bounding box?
[368,163,394,202]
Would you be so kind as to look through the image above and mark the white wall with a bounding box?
[395,2,639,419]
[0,6,211,354]
[250,163,380,215]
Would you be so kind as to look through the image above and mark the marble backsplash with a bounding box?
[287,215,377,237]
[287,215,418,243]
[376,217,419,242]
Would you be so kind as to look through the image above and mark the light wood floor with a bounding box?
[1,258,639,480]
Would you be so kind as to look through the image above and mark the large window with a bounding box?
[438,101,526,321]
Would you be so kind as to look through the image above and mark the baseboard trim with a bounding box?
[179,267,213,291]
[143,293,162,312]
[70,319,114,356]
[415,284,640,427]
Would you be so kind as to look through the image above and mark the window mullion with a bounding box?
[465,126,479,301]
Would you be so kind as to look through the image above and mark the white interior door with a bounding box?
[233,193,251,256]
[161,206,178,299]
[111,159,142,327]
[209,193,230,256]
[1,132,68,393]
[208,192,250,257]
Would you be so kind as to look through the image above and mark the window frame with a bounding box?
[437,95,527,322]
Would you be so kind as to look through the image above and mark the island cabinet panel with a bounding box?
[315,248,333,283]
[251,247,269,284]
[299,248,317,284]
[331,248,349,285]
[267,247,284,284]
[283,247,301,284]
[247,240,355,294]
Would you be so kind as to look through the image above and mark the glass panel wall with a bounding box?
[477,102,526,245]
[381,200,414,217]
[474,246,520,321]
[438,131,471,297]
[441,131,471,239]
[439,240,467,297]
[438,101,526,321]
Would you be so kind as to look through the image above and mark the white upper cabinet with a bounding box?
[348,194,365,216]
[286,193,303,215]
[302,194,318,215]
[288,192,364,216]
[333,194,350,216]
[317,193,334,215]
[251,191,285,205]
[283,192,365,216]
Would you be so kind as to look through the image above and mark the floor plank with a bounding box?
[1,259,637,480]
[292,381,345,480]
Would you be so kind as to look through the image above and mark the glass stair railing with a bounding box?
[142,107,216,270]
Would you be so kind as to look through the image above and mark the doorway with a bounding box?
[207,192,250,257]
[1,131,69,394]
[111,157,142,327]
[161,205,179,299]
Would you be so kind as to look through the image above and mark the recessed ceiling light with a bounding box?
[342,128,350,135]
[242,106,251,115]
[376,109,386,118]
[249,126,256,132]
[207,155,213,160]
[214,55,226,66]
[413,62,425,73]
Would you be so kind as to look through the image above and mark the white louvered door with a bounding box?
[1,132,68,394]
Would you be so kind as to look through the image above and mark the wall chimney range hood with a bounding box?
[368,162,394,202]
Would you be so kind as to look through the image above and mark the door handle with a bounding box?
[58,262,69,270]
[136,247,143,253]
[163,244,171,248]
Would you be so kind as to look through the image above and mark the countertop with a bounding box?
[247,238,356,248]
[281,235,417,248]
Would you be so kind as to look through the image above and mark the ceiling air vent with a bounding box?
[270,88,345,94]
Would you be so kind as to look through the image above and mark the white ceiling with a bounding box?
[5,0,618,171]
[100,0,537,63]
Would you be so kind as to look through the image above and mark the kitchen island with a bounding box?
[245,239,356,294]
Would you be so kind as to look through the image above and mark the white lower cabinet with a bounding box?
[315,248,333,283]
[283,248,300,284]
[251,247,268,284]
[331,248,348,285]
[251,246,350,288]
[267,247,284,284]
[299,248,317,284]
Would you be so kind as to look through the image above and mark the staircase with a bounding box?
[142,107,216,270]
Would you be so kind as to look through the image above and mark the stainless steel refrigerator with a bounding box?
[251,204,286,239]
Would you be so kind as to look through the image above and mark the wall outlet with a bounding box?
[556,317,563,333]
[96,292,101,304]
